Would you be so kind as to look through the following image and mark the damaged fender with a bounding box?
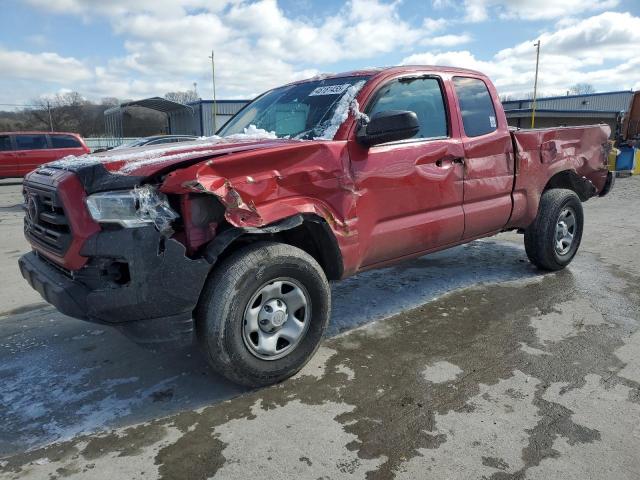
[160,140,360,276]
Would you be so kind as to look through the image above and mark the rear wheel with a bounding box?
[195,241,330,387]
[524,188,584,271]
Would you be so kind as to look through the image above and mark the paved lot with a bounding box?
[0,176,639,479]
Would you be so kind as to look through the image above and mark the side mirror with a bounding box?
[357,110,420,147]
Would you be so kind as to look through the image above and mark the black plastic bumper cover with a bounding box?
[19,251,90,320]
[599,171,615,197]
[19,226,211,327]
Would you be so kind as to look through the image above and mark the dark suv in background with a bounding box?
[0,132,89,178]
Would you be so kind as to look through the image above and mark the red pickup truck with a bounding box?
[19,66,614,386]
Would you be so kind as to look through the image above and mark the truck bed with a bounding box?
[507,124,610,227]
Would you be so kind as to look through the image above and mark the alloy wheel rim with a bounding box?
[555,207,576,256]
[242,277,311,360]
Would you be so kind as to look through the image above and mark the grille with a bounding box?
[23,181,72,256]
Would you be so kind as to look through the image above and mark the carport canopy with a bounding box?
[104,97,195,139]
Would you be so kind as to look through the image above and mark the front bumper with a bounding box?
[19,250,90,320]
[19,226,211,342]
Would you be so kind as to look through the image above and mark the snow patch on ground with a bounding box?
[527,374,640,479]
[0,353,179,451]
[293,346,337,380]
[529,298,606,345]
[397,371,540,479]
[212,400,386,479]
[421,361,464,384]
[614,330,640,383]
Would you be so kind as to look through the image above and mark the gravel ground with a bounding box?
[0,176,639,479]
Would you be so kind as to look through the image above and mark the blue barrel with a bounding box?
[616,146,635,171]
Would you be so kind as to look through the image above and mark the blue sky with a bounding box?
[1,0,639,107]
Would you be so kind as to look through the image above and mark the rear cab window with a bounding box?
[50,134,82,149]
[452,76,498,137]
[15,134,48,150]
[366,76,449,141]
[0,135,12,151]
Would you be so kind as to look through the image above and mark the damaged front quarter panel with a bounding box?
[159,140,361,274]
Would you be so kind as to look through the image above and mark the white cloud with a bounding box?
[0,48,92,83]
[421,33,473,47]
[4,2,638,106]
[10,0,452,101]
[432,0,621,22]
[423,17,449,32]
[403,11,640,97]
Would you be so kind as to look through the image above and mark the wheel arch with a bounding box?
[543,169,597,202]
[204,213,344,281]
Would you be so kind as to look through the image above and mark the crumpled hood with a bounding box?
[48,137,303,179]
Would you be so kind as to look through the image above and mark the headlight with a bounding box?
[85,185,179,232]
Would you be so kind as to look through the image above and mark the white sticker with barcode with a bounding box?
[489,115,497,128]
[309,84,351,96]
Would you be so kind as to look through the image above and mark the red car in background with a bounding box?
[0,132,89,178]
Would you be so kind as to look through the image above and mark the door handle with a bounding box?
[435,157,465,167]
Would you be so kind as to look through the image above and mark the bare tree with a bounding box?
[100,97,120,106]
[164,90,200,104]
[569,83,596,95]
[27,92,89,133]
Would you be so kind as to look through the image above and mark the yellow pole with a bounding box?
[531,40,541,129]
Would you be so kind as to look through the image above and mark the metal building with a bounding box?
[105,97,250,139]
[169,100,250,136]
[503,90,634,134]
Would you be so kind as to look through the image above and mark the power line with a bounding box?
[0,103,40,107]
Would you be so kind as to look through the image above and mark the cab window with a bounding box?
[0,135,12,151]
[453,77,498,137]
[366,77,448,140]
[50,135,82,149]
[15,134,47,150]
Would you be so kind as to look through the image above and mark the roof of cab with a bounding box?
[283,65,486,87]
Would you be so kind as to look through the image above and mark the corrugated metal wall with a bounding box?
[506,116,617,134]
[168,108,201,136]
[200,101,250,135]
[503,91,634,113]
[167,100,250,136]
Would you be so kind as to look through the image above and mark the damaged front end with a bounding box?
[18,170,214,345]
[19,129,352,345]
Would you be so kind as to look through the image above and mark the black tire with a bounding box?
[524,188,584,271]
[195,241,331,387]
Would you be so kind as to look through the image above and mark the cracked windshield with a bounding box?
[218,76,369,139]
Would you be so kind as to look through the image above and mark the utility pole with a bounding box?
[209,50,217,134]
[531,40,541,129]
[46,100,53,132]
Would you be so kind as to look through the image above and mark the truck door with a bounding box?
[451,76,515,238]
[349,75,465,268]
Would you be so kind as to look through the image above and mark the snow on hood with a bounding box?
[47,125,279,176]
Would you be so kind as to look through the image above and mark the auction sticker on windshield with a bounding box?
[309,84,351,96]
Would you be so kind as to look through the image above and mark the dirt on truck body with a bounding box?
[18,66,614,386]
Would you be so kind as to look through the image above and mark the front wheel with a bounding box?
[195,242,331,387]
[524,188,584,271]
